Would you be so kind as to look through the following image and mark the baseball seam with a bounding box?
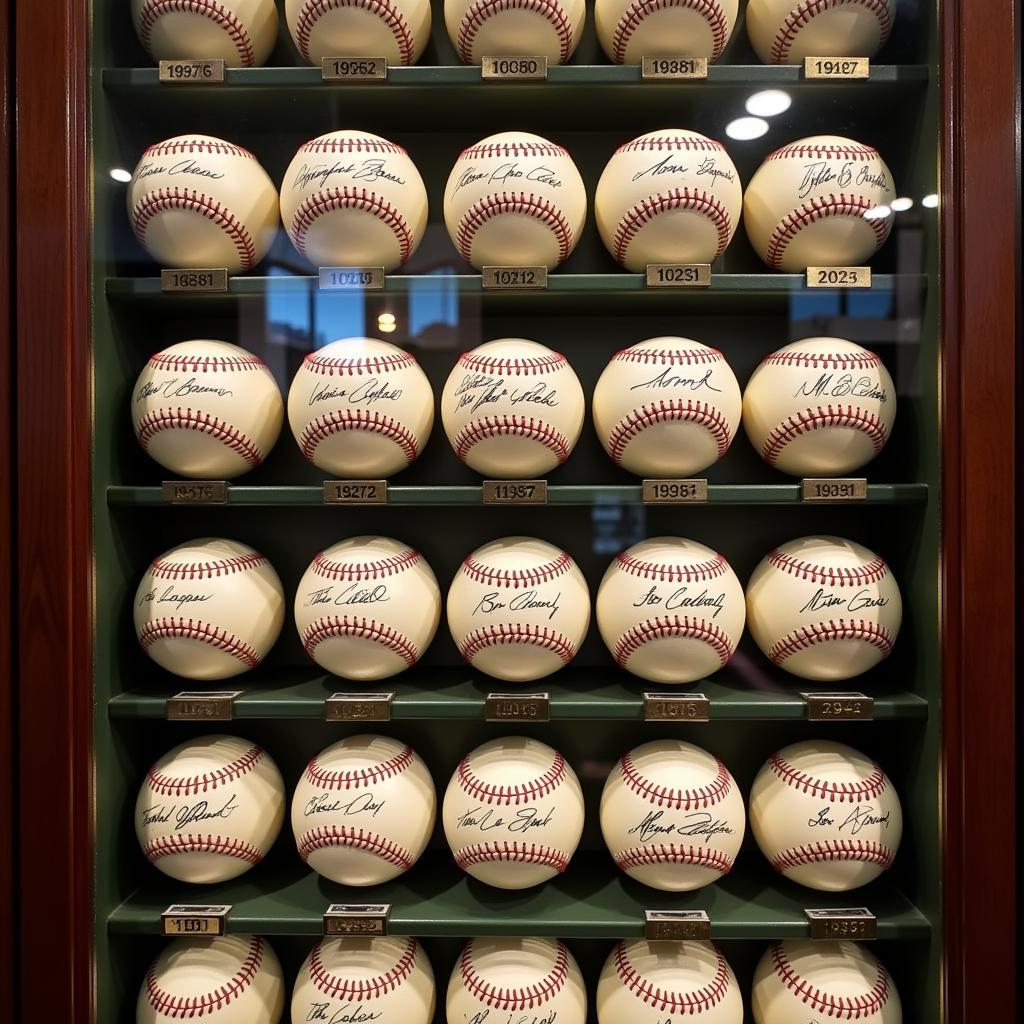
[770,0,893,64]
[305,744,414,789]
[297,825,413,868]
[766,194,891,271]
[456,192,573,266]
[302,616,419,665]
[614,616,735,668]
[148,552,268,580]
[768,619,894,664]
[457,751,566,805]
[616,135,725,154]
[460,141,569,160]
[136,408,263,466]
[137,0,255,65]
[607,399,732,465]
[455,841,569,871]
[460,551,571,589]
[300,136,407,155]
[767,550,888,587]
[459,942,569,1011]
[612,0,727,63]
[613,346,723,366]
[294,0,415,65]
[767,141,881,162]
[143,833,264,864]
[457,0,574,63]
[619,750,733,808]
[614,550,728,583]
[613,188,732,266]
[614,942,731,1014]
[772,839,895,871]
[762,405,889,466]
[302,351,416,376]
[147,745,264,796]
[141,139,256,160]
[614,843,734,873]
[138,617,260,668]
[453,415,570,465]
[760,349,880,370]
[309,938,418,1000]
[312,548,421,581]
[770,942,891,1017]
[768,753,886,802]
[147,352,266,372]
[459,623,577,666]
[291,188,413,264]
[458,351,566,375]
[299,409,419,465]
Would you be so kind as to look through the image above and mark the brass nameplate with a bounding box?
[161,905,231,936]
[319,266,385,290]
[158,59,226,83]
[323,480,388,504]
[645,263,711,288]
[321,56,388,80]
[804,56,870,79]
[324,903,391,936]
[805,907,877,940]
[644,910,711,940]
[807,266,872,288]
[160,268,228,292]
[481,56,547,80]
[803,692,875,722]
[641,56,708,80]
[161,480,229,504]
[167,691,243,721]
[642,479,708,504]
[801,478,868,502]
[481,266,548,289]
[482,479,547,504]
[485,692,550,722]
[644,692,711,722]
[326,692,394,722]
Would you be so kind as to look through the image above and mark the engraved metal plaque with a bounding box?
[803,692,875,722]
[804,56,870,79]
[801,478,868,502]
[645,263,711,288]
[485,692,550,722]
[806,266,872,288]
[481,479,548,504]
[321,57,388,80]
[158,59,226,83]
[481,56,547,80]
[805,907,877,940]
[161,905,231,936]
[161,480,228,504]
[324,903,391,936]
[642,479,708,504]
[481,266,548,289]
[326,692,394,722]
[318,266,385,290]
[166,691,243,721]
[644,910,711,940]
[641,56,708,79]
[643,692,711,723]
[160,268,228,292]
[323,480,388,504]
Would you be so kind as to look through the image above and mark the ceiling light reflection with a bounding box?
[745,90,792,117]
[726,117,769,141]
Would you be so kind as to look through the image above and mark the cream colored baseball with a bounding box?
[596,0,738,64]
[744,135,896,272]
[444,0,585,64]
[447,537,590,681]
[138,935,284,1024]
[750,740,903,891]
[596,131,742,271]
[447,938,587,1024]
[135,735,285,884]
[597,539,745,683]
[279,131,428,270]
[132,340,283,479]
[291,937,436,1024]
[746,535,902,680]
[441,339,584,477]
[287,338,434,478]
[443,736,584,888]
[593,337,741,477]
[600,740,745,891]
[132,0,278,66]
[286,0,432,65]
[444,132,587,269]
[743,337,896,476]
[291,735,435,886]
[597,939,743,1024]
[294,536,440,680]
[747,0,896,65]
[134,538,284,680]
[752,940,902,1024]
[128,135,279,274]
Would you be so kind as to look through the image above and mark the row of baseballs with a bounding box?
[138,934,904,1024]
[135,336,895,481]
[128,130,897,274]
[135,533,902,683]
[133,0,896,68]
[138,734,902,893]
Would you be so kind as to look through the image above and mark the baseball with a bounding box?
[447,939,587,1024]
[597,539,745,683]
[127,135,279,274]
[291,735,435,886]
[597,940,742,1024]
[131,0,278,67]
[287,338,434,478]
[286,0,432,65]
[750,740,903,891]
[444,0,585,64]
[134,538,284,680]
[132,340,283,479]
[747,0,895,65]
[135,735,285,883]
[600,740,745,891]
[279,131,428,271]
[743,337,896,476]
[441,339,584,477]
[294,536,441,680]
[752,941,902,1024]
[593,338,741,477]
[743,135,896,272]
[291,937,436,1024]
[746,535,902,680]
[443,737,584,889]
[444,132,587,270]
[595,130,742,272]
[447,537,590,681]
[138,935,284,1024]
[596,0,738,64]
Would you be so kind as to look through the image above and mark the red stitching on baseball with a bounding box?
[760,349,881,371]
[614,941,731,1014]
[460,141,569,160]
[768,619,894,664]
[455,841,569,871]
[293,0,415,64]
[148,352,266,373]
[614,843,734,873]
[291,188,413,264]
[302,351,416,375]
[137,0,255,64]
[613,189,732,266]
[453,415,570,465]
[460,623,577,666]
[769,0,893,64]
[768,753,886,802]
[615,134,724,154]
[614,615,735,668]
[136,409,263,466]
[141,138,256,160]
[147,745,264,797]
[297,825,414,868]
[611,0,727,63]
[762,406,889,466]
[299,409,419,465]
[148,552,268,580]
[607,400,732,465]
[459,351,566,375]
[143,833,264,864]
[457,751,567,805]
[312,548,421,581]
[767,550,888,587]
[456,193,572,266]
[300,136,407,155]
[767,141,881,162]
[461,551,572,589]
[614,551,727,583]
[457,0,574,63]
[766,194,890,271]
[618,750,732,809]
[771,839,895,872]
[770,942,891,1017]
[302,616,419,666]
[459,941,569,1011]
[138,618,260,667]
[305,744,414,790]
[309,938,418,1001]
[613,345,723,366]
[146,936,263,1018]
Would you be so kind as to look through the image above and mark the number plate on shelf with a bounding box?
[481,266,548,289]
[482,479,547,504]
[801,478,868,502]
[318,267,385,290]
[641,56,708,79]
[161,905,231,936]
[642,479,708,504]
[158,59,225,83]
[166,691,243,721]
[326,692,394,722]
[803,692,874,722]
[644,910,711,940]
[806,267,872,288]
[485,693,550,722]
[160,268,228,292]
[161,480,228,504]
[805,908,877,940]
[323,480,388,504]
[321,57,388,80]
[804,56,870,79]
[645,263,711,288]
[643,692,710,722]
[324,904,391,935]
[481,56,547,80]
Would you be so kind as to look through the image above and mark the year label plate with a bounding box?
[167,691,243,722]
[804,56,870,79]
[641,56,708,79]
[158,59,226,83]
[646,263,711,288]
[644,692,710,722]
[642,479,708,504]
[805,907,877,940]
[160,268,228,292]
[806,266,872,288]
[481,266,548,290]
[803,692,874,722]
[326,692,394,722]
[323,480,388,504]
[319,266,385,290]
[324,904,391,936]
[161,479,228,504]
[162,905,231,936]
[485,692,550,722]
[482,479,547,504]
[802,478,868,502]
[481,56,547,80]
[644,910,711,940]
[321,56,388,80]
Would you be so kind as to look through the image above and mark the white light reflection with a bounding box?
[745,90,792,117]
[109,168,132,182]
[726,117,769,141]
[890,197,914,212]
[863,205,893,221]
[922,194,939,208]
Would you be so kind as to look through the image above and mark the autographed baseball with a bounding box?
[132,0,278,66]
[127,135,279,274]
[750,740,903,891]
[600,740,745,891]
[134,538,285,680]
[444,0,585,64]
[447,537,590,681]
[597,940,743,1024]
[744,135,896,272]
[596,0,738,64]
[286,0,432,65]
[135,734,285,883]
[441,339,584,477]
[279,130,428,270]
[138,935,284,1024]
[752,941,902,1024]
[443,736,584,888]
[287,338,434,477]
[747,0,895,65]
[294,536,440,680]
[291,937,436,1024]
[743,337,896,476]
[593,338,741,477]
[596,130,742,271]
[132,340,283,479]
[444,132,587,270]
[291,735,435,886]
[746,536,902,680]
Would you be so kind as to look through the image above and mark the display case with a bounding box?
[10,0,1019,1020]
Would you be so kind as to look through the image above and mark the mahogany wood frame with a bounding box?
[11,0,1020,1018]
